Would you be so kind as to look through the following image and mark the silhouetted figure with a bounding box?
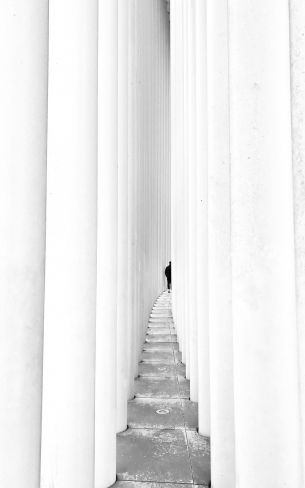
[165,261,171,292]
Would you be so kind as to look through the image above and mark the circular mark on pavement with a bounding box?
[156,409,170,415]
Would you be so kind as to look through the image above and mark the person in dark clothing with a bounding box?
[165,261,171,292]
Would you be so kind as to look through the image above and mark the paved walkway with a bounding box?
[115,291,210,488]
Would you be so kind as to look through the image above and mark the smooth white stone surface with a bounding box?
[195,0,210,437]
[0,2,48,486]
[229,1,301,486]
[96,0,118,486]
[117,0,129,434]
[40,1,97,487]
[206,0,236,486]
[187,0,198,402]
[127,0,137,400]
[290,1,305,481]
[182,0,190,381]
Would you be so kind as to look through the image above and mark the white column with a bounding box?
[171,0,178,323]
[159,2,163,294]
[183,0,190,379]
[95,0,118,486]
[229,1,301,486]
[133,0,140,379]
[156,0,161,294]
[0,2,48,486]
[127,0,136,400]
[166,12,171,268]
[117,0,129,434]
[175,0,186,357]
[206,0,235,485]
[289,2,305,482]
[187,0,198,402]
[40,2,97,487]
[137,0,145,355]
[195,0,210,436]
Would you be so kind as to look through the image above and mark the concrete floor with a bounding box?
[115,292,211,488]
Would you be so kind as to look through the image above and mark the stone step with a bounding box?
[145,334,177,343]
[138,362,177,378]
[134,377,189,399]
[152,308,171,312]
[127,397,198,430]
[146,327,173,335]
[150,315,173,319]
[138,362,185,378]
[117,428,193,483]
[141,351,175,364]
[142,342,179,352]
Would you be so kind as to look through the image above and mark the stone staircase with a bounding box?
[116,291,210,487]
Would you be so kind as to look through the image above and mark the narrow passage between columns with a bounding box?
[115,291,210,487]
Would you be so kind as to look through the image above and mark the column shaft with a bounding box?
[176,0,186,357]
[0,2,48,486]
[206,0,236,485]
[195,0,210,436]
[117,0,129,433]
[41,2,97,487]
[127,0,137,399]
[229,1,301,485]
[95,0,118,485]
[183,0,190,378]
[171,0,177,323]
[289,1,305,482]
[187,0,198,402]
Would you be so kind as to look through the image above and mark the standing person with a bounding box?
[165,261,171,292]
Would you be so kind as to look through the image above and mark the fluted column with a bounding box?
[95,0,118,485]
[229,1,301,486]
[195,0,210,436]
[206,0,235,485]
[0,2,48,486]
